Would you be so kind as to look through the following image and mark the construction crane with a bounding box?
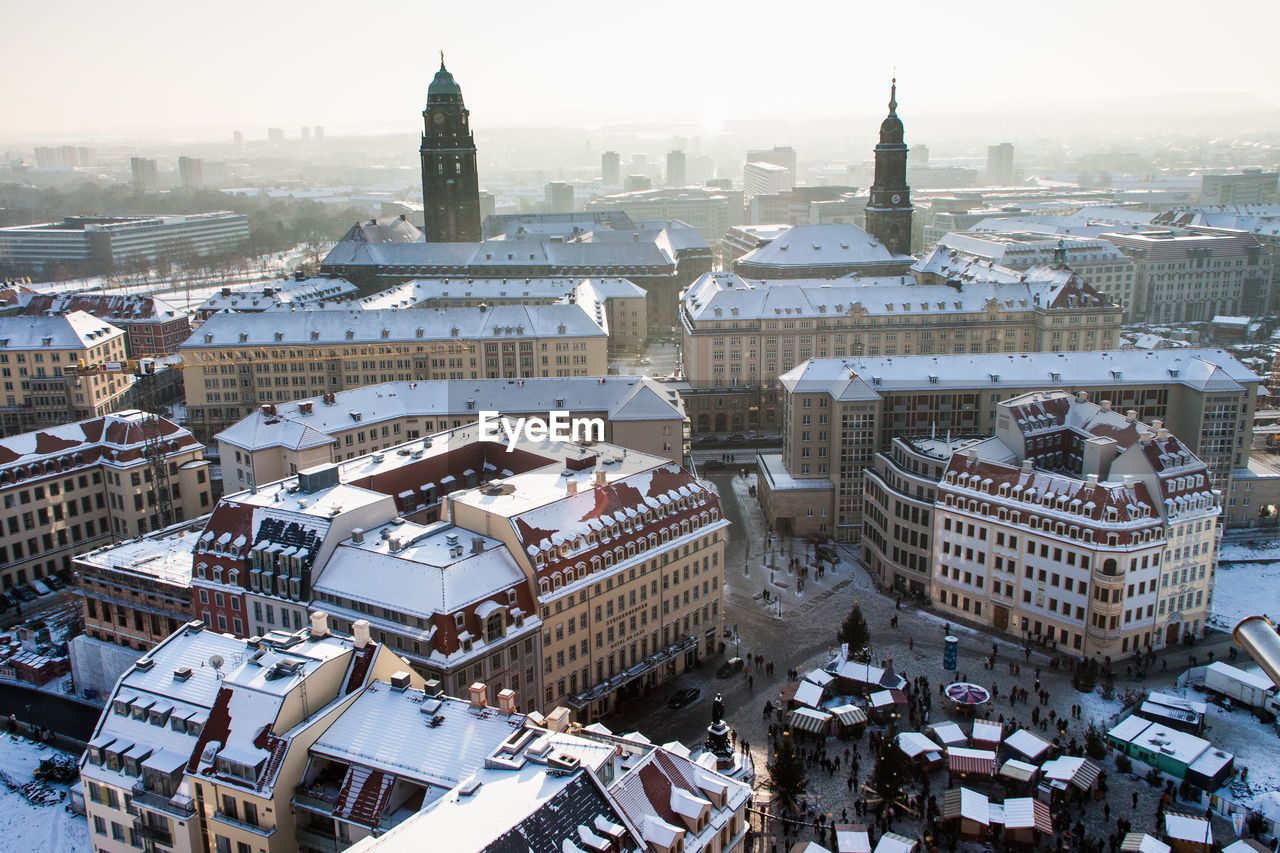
[73,358,174,530]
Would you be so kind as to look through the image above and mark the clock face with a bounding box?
[891,193,901,205]
[432,111,445,125]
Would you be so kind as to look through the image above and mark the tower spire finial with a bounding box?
[440,50,446,69]
[888,76,898,116]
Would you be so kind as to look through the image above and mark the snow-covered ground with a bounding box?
[1211,557,1280,629]
[0,737,89,851]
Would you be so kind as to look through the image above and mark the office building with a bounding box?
[179,303,609,434]
[215,375,688,489]
[745,146,796,179]
[759,348,1259,543]
[929,232,1139,319]
[314,125,324,140]
[177,156,203,190]
[585,186,744,243]
[130,157,158,192]
[986,143,1015,185]
[743,162,792,200]
[1104,232,1271,322]
[0,312,135,434]
[0,409,210,592]
[545,181,574,213]
[678,263,1121,433]
[602,151,621,186]
[930,391,1219,657]
[268,127,284,143]
[1200,169,1278,206]
[623,174,652,192]
[232,130,243,146]
[667,150,687,187]
[0,213,250,278]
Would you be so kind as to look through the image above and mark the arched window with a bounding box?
[485,611,504,643]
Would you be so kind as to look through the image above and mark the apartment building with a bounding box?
[215,375,688,489]
[584,187,745,244]
[181,424,728,718]
[931,391,1220,657]
[79,618,415,853]
[759,348,1260,542]
[1104,231,1271,322]
[926,233,1138,319]
[0,409,211,592]
[11,293,193,356]
[679,264,1120,433]
[179,304,609,436]
[194,277,358,322]
[0,311,133,435]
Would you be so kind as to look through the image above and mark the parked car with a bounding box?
[716,657,745,679]
[0,592,13,611]
[44,575,66,591]
[30,579,52,596]
[13,585,37,603]
[667,688,701,709]
[726,433,746,442]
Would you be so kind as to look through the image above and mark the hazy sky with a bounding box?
[5,0,1279,142]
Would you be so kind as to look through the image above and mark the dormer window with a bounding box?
[454,612,466,631]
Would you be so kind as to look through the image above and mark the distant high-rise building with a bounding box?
[77,146,94,167]
[1201,169,1278,205]
[233,130,244,146]
[419,57,481,243]
[911,144,930,167]
[58,146,79,167]
[301,125,310,141]
[666,150,687,187]
[267,127,284,143]
[743,161,792,200]
[601,150,621,185]
[986,142,1015,185]
[313,125,324,141]
[130,156,159,192]
[746,146,797,179]
[544,181,574,212]
[623,174,652,192]
[34,147,58,168]
[178,156,204,190]
[864,79,913,256]
[479,190,496,221]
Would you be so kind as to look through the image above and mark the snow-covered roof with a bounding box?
[1129,722,1213,766]
[928,721,967,746]
[736,223,909,268]
[77,526,202,585]
[793,679,825,709]
[1003,729,1050,760]
[0,309,124,349]
[779,348,1258,399]
[184,302,605,348]
[971,720,1003,744]
[1164,812,1213,844]
[897,732,942,758]
[1123,833,1172,853]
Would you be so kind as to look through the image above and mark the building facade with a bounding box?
[931,391,1220,657]
[758,348,1260,542]
[178,304,609,436]
[0,409,211,592]
[0,311,135,434]
[419,60,481,242]
[13,292,193,356]
[1104,232,1271,322]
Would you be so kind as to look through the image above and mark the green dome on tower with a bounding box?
[428,55,461,97]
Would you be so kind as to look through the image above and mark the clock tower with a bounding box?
[865,78,913,256]
[420,56,481,243]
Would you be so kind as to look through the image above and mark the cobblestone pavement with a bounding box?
[606,472,1250,852]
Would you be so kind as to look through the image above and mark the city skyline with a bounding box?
[5,0,1280,142]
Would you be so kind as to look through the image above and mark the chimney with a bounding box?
[353,619,371,648]
[1100,400,1112,411]
[1021,459,1033,472]
[389,671,412,691]
[1122,474,1138,487]
[1125,409,1138,421]
[567,480,578,495]
[1086,473,1099,486]
[424,678,443,697]
[496,688,517,714]
[545,706,572,732]
[1152,419,1164,430]
[1157,428,1171,439]
[471,537,485,555]
[468,681,488,708]
[309,610,330,638]
[351,528,364,544]
[1076,391,1088,402]
[594,469,607,486]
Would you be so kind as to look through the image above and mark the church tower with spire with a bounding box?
[864,78,913,256]
[420,56,481,243]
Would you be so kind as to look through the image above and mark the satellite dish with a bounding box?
[209,654,224,671]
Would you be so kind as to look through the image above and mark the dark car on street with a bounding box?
[44,575,66,591]
[13,585,37,603]
[667,688,701,709]
[716,657,745,678]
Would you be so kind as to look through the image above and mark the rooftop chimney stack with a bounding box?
[468,681,488,709]
[567,480,578,495]
[594,469,607,486]
[309,611,330,638]
[353,619,371,648]
[497,688,517,714]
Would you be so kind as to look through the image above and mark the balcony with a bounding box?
[295,825,342,853]
[133,817,174,849]
[212,810,276,837]
[131,782,195,819]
